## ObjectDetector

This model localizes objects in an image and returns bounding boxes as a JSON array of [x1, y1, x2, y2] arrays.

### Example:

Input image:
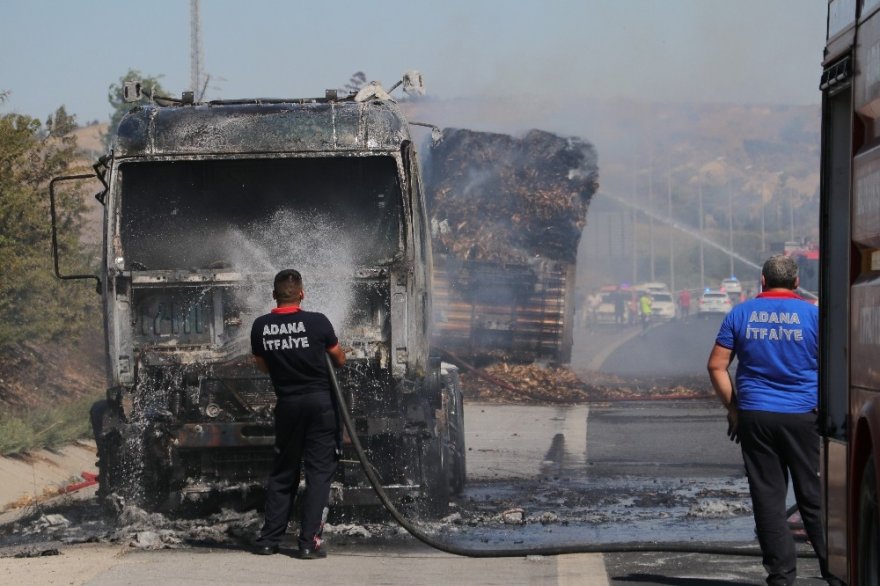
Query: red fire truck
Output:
[[819, 1, 880, 583], [783, 241, 820, 296]]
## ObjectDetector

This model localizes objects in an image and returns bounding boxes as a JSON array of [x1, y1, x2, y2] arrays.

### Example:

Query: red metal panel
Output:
[[850, 274, 880, 389], [847, 388, 880, 583], [175, 422, 274, 448], [852, 145, 880, 248], [823, 439, 848, 579], [856, 13, 880, 123]]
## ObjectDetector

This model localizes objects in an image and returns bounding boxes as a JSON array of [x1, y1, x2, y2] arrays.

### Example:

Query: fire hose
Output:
[[325, 355, 815, 558]]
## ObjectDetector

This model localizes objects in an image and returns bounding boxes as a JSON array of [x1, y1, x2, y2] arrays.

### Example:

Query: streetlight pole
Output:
[[631, 162, 638, 284], [649, 148, 655, 282], [728, 182, 734, 277], [667, 167, 675, 294], [699, 180, 705, 290], [760, 189, 766, 253]]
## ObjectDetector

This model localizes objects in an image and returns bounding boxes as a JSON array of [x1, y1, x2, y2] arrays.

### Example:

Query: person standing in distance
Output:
[[638, 290, 652, 333], [678, 288, 691, 319], [707, 255, 839, 586], [251, 269, 346, 559]]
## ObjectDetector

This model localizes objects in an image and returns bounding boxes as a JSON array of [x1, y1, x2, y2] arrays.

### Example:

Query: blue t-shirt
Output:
[[715, 291, 818, 413]]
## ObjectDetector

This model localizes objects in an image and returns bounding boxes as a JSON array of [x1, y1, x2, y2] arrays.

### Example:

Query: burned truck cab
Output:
[[69, 89, 464, 512]]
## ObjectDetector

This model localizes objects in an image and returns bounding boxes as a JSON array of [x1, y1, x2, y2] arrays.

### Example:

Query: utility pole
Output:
[[190, 0, 204, 100], [789, 188, 796, 241]]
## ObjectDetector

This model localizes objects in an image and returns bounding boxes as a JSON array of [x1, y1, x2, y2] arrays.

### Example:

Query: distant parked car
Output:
[[698, 289, 733, 316], [639, 281, 671, 295], [721, 277, 742, 294], [595, 290, 628, 323], [650, 292, 676, 320]]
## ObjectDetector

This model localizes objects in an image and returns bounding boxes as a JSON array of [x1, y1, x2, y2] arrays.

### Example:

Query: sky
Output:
[[0, 0, 828, 126]]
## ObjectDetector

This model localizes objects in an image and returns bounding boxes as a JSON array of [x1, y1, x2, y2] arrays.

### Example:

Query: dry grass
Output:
[[0, 393, 100, 456]]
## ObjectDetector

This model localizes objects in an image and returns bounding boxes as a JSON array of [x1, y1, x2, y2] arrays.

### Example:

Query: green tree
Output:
[[0, 105, 97, 347], [103, 69, 167, 150]]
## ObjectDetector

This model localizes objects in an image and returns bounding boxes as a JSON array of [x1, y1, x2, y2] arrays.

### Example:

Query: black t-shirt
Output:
[[250, 306, 339, 397]]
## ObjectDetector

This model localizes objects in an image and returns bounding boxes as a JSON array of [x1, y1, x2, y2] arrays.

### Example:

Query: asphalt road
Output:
[[591, 314, 725, 377], [0, 315, 830, 585], [0, 398, 829, 585], [569, 315, 828, 585]]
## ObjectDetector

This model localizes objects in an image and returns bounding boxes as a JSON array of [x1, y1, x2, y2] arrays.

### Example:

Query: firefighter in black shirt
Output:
[[250, 269, 346, 559]]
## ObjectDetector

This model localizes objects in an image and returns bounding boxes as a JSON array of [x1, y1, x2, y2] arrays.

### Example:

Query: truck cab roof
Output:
[[115, 98, 412, 158]]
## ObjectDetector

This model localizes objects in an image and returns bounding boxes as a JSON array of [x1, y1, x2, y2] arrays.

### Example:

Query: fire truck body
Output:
[[819, 1, 880, 582]]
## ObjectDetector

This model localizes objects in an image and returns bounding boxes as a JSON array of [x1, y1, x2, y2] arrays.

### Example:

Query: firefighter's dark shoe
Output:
[[293, 546, 327, 559], [252, 543, 279, 555]]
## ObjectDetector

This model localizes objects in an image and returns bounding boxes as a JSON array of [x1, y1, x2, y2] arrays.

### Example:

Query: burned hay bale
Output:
[[459, 362, 593, 403], [458, 363, 714, 404], [425, 128, 599, 264]]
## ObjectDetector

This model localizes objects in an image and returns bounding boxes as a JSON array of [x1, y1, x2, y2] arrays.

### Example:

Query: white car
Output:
[[721, 278, 742, 295], [595, 291, 628, 323], [639, 281, 670, 295], [650, 292, 676, 320], [698, 290, 733, 315]]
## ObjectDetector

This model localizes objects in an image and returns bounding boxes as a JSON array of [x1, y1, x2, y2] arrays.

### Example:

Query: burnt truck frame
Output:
[[50, 84, 465, 514]]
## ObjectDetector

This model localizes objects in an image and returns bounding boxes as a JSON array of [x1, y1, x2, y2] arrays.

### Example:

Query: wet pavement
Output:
[[0, 316, 833, 583], [0, 397, 830, 584]]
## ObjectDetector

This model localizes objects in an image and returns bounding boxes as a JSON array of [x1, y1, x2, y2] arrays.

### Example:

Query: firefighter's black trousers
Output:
[[257, 391, 337, 550], [738, 409, 832, 586]]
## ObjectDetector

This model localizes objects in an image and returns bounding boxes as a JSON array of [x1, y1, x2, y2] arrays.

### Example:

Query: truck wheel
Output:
[[857, 455, 879, 586], [92, 401, 124, 502], [420, 435, 450, 518], [95, 430, 123, 501], [97, 417, 168, 511], [448, 396, 467, 496]]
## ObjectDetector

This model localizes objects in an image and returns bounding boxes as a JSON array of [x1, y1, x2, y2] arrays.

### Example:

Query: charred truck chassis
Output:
[[54, 89, 465, 514]]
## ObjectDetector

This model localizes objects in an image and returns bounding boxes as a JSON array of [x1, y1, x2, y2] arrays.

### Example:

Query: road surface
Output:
[[0, 396, 828, 585]]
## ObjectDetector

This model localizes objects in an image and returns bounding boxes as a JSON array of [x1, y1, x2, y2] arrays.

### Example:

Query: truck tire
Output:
[[420, 434, 450, 518], [95, 428, 123, 502], [439, 364, 466, 496], [91, 401, 125, 502], [98, 421, 147, 508], [447, 392, 467, 496], [857, 455, 879, 586], [95, 407, 168, 511]]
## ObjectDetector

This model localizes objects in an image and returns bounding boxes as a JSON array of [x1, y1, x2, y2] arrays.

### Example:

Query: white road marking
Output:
[[557, 553, 609, 586]]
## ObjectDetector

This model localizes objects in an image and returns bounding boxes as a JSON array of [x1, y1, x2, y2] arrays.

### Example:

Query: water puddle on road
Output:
[[0, 473, 755, 557]]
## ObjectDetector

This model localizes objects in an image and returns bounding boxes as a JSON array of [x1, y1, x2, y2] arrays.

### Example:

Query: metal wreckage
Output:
[[50, 74, 599, 517], [51, 74, 466, 515]]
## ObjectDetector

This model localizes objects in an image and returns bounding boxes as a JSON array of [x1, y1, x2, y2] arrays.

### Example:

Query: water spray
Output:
[[601, 190, 762, 271]]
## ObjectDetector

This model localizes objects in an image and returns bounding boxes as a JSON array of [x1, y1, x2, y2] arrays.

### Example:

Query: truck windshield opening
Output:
[[118, 156, 403, 271]]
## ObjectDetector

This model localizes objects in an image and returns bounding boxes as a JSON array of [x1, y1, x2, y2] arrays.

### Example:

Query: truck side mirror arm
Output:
[[49, 174, 102, 293]]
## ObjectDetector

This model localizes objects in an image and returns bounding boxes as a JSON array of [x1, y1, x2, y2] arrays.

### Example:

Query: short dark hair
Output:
[[762, 255, 798, 290], [273, 269, 303, 302]]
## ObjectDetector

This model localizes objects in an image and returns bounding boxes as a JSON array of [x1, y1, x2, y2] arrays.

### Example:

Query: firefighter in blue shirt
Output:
[[707, 255, 839, 586], [250, 269, 346, 559]]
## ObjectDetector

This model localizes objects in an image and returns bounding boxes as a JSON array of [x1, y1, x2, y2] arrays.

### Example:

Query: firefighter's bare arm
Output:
[[707, 343, 739, 442], [253, 355, 269, 374], [327, 344, 346, 368]]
